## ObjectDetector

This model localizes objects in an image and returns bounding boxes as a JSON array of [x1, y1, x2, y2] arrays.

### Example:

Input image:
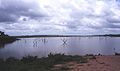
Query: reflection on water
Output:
[[61, 37, 68, 46], [0, 37, 120, 59]]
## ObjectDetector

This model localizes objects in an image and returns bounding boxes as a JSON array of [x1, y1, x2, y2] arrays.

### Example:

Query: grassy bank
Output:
[[0, 53, 95, 71], [0, 36, 17, 43], [0, 36, 18, 48]]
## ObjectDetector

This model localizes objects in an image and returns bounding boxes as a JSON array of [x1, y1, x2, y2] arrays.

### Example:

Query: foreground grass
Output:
[[0, 53, 93, 71]]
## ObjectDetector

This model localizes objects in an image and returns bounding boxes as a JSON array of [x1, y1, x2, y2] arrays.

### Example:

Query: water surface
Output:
[[0, 37, 120, 59]]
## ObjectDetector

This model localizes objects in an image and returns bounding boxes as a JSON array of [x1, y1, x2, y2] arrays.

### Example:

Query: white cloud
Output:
[[0, 0, 120, 35]]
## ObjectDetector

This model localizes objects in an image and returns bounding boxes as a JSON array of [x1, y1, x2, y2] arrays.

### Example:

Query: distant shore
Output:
[[12, 34, 120, 38]]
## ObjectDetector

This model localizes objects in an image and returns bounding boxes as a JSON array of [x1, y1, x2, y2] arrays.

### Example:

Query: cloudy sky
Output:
[[0, 0, 120, 35]]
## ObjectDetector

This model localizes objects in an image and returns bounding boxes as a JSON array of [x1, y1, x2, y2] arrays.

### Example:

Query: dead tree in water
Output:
[[41, 38, 48, 44], [61, 38, 67, 45]]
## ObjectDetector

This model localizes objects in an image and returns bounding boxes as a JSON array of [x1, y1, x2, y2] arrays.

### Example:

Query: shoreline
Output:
[[0, 54, 120, 71], [54, 56, 120, 71], [0, 36, 18, 48]]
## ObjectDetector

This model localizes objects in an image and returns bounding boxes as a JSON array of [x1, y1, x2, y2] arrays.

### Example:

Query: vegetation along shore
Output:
[[0, 53, 120, 71], [0, 31, 18, 47]]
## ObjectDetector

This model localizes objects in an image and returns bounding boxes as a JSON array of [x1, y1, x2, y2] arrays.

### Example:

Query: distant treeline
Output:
[[92, 34, 120, 37], [13, 35, 81, 38], [12, 34, 120, 38]]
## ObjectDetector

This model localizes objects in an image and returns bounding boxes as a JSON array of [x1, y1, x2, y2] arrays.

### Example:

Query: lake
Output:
[[0, 37, 120, 59]]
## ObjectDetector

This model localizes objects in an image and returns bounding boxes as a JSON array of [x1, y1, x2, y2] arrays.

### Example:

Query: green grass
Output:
[[0, 53, 89, 71], [0, 36, 17, 43], [0, 36, 18, 48]]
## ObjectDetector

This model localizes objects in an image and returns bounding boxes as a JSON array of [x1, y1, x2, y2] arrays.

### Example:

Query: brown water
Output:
[[0, 37, 120, 59]]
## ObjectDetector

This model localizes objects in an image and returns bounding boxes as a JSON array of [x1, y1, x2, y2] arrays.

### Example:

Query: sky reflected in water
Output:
[[0, 37, 120, 59]]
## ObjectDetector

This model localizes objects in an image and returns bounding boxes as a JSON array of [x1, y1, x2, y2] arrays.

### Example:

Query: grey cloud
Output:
[[0, 0, 47, 23], [0, 13, 18, 22], [107, 18, 120, 23]]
